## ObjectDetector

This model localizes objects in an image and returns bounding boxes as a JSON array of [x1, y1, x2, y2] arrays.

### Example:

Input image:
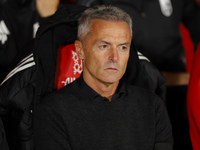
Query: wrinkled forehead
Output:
[[89, 19, 132, 41]]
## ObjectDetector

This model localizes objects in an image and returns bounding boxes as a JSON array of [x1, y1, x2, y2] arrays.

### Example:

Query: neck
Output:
[[83, 75, 119, 101], [96, 83, 118, 101]]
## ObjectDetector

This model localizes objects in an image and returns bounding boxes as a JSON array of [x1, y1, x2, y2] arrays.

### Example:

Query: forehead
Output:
[[90, 19, 130, 31], [89, 19, 131, 42]]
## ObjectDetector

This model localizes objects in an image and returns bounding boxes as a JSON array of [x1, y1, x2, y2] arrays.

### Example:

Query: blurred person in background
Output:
[[0, 0, 63, 149], [0, 0, 39, 83], [0, 0, 75, 83], [0, 1, 39, 149]]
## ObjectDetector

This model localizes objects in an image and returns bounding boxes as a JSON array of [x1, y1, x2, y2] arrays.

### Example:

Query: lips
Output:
[[106, 67, 118, 71]]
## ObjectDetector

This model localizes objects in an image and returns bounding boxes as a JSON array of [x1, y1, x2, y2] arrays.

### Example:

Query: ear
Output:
[[75, 40, 84, 60]]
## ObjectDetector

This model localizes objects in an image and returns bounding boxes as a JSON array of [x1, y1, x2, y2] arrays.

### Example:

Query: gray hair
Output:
[[77, 5, 132, 42]]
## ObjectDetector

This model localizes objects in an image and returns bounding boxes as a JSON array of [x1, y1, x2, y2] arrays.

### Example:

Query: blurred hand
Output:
[[36, 0, 60, 17]]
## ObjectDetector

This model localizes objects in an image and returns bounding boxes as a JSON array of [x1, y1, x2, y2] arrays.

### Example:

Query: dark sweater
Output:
[[34, 78, 173, 150]]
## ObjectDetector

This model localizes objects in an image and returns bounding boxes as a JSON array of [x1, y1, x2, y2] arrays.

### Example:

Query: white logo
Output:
[[61, 77, 76, 86], [72, 50, 82, 75], [159, 0, 173, 17], [60, 50, 82, 87], [0, 20, 10, 44]]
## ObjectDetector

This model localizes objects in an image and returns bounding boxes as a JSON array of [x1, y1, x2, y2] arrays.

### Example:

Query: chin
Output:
[[101, 76, 121, 84]]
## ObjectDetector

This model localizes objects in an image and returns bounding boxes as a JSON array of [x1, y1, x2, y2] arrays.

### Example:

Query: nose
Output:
[[109, 47, 118, 62]]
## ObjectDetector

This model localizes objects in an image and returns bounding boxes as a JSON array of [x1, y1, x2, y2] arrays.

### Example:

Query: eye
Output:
[[99, 44, 110, 50], [118, 45, 128, 52]]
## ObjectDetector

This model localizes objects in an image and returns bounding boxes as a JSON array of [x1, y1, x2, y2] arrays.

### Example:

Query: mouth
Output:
[[106, 67, 118, 71]]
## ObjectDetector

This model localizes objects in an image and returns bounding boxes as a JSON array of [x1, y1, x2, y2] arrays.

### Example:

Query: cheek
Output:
[[85, 54, 101, 70], [121, 55, 129, 65]]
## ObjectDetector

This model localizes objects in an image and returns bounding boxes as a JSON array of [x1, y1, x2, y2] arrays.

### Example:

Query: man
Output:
[[76, 1, 200, 149], [34, 5, 173, 150]]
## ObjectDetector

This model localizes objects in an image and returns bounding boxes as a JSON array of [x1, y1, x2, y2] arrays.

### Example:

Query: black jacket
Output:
[[0, 0, 39, 82], [0, 116, 9, 150], [0, 4, 166, 150]]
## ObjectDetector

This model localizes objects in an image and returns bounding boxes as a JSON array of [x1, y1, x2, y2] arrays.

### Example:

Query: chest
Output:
[[63, 101, 156, 150]]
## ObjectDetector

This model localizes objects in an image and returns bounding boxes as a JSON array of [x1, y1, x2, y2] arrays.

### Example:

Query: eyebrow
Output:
[[99, 40, 111, 45], [118, 42, 130, 46], [99, 40, 130, 46]]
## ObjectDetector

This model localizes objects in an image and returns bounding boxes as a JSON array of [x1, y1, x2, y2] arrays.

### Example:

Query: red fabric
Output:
[[180, 23, 194, 73], [187, 43, 200, 150], [54, 44, 82, 90]]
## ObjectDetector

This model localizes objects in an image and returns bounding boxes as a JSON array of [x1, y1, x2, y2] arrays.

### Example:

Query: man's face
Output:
[[76, 19, 132, 86]]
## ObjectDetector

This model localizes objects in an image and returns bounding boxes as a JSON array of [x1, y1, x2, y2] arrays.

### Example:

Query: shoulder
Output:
[[125, 83, 156, 97], [38, 80, 81, 108], [125, 83, 164, 106]]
